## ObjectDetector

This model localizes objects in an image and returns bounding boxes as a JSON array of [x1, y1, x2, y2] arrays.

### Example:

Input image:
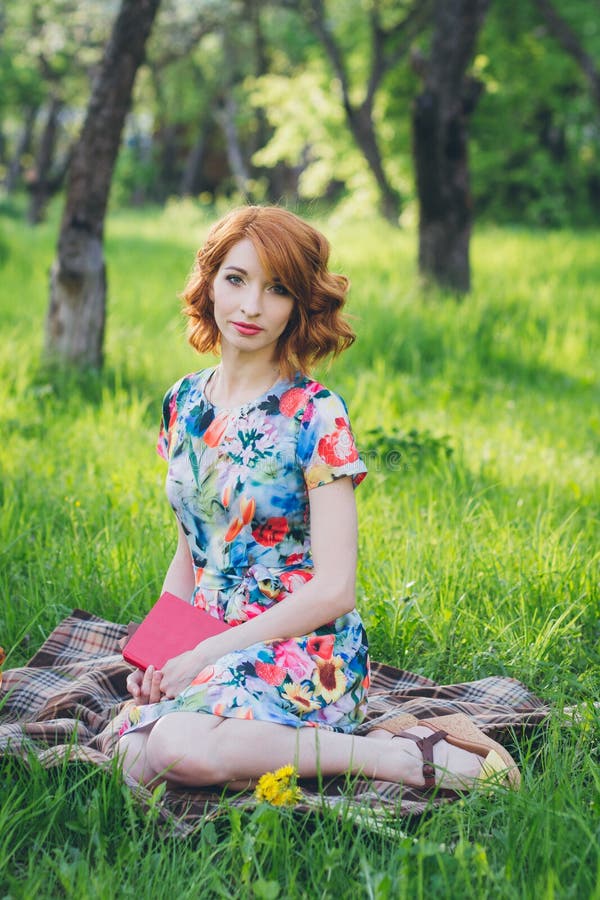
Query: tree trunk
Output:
[[413, 0, 490, 293], [216, 93, 252, 198], [45, 0, 161, 370], [27, 94, 63, 225], [346, 105, 400, 223], [244, 0, 272, 175], [5, 106, 38, 193], [180, 126, 207, 196]]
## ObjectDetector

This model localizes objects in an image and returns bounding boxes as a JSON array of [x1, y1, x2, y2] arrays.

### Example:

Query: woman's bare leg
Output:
[[127, 713, 485, 789], [117, 726, 155, 782]]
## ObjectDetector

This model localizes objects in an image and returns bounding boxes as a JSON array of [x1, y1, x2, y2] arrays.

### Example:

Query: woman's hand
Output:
[[159, 646, 213, 699], [126, 665, 164, 705]]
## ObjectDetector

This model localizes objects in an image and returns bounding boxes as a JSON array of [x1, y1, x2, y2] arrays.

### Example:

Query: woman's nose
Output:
[[240, 287, 262, 317]]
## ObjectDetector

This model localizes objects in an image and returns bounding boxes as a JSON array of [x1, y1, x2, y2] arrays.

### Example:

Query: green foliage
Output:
[[248, 0, 409, 217], [0, 206, 599, 896], [473, 1, 600, 226], [361, 426, 453, 473], [250, 61, 380, 204]]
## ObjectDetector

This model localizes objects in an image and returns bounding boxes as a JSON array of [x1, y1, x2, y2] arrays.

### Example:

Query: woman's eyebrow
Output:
[[224, 265, 282, 283]]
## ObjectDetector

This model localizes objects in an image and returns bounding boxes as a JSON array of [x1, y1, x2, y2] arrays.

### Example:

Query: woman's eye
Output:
[[269, 283, 290, 296], [226, 274, 243, 286]]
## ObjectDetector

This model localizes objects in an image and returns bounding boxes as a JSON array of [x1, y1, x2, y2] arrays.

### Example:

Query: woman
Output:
[[117, 206, 519, 792]]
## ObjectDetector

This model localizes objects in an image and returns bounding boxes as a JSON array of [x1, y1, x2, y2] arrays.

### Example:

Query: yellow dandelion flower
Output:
[[129, 706, 141, 725], [313, 655, 347, 703], [255, 765, 302, 806]]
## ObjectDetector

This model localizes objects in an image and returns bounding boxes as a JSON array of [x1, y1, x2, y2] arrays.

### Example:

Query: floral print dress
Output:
[[120, 368, 368, 737]]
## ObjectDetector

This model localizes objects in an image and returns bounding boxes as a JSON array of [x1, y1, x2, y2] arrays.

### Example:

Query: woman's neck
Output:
[[208, 355, 282, 409]]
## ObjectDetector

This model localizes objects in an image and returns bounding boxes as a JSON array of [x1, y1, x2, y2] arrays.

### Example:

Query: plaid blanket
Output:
[[1, 609, 549, 835]]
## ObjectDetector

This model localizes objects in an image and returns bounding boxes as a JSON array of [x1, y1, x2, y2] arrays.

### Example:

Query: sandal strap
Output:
[[395, 728, 448, 789]]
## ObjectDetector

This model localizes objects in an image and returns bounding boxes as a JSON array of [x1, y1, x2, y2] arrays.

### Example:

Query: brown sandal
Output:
[[377, 712, 521, 790]]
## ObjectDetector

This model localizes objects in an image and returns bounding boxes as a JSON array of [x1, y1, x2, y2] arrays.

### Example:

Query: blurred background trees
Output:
[[0, 0, 598, 365], [3, 0, 597, 228]]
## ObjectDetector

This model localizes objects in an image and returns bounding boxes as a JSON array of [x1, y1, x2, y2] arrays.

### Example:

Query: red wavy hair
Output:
[[183, 206, 355, 377]]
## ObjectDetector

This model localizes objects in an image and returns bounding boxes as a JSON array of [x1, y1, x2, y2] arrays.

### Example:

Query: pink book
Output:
[[122, 591, 230, 671]]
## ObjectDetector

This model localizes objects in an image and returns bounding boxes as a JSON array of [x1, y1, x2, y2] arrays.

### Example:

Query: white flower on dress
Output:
[[226, 414, 277, 469]]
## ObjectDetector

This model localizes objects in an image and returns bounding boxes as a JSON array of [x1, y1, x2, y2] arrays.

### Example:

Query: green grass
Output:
[[0, 199, 599, 898]]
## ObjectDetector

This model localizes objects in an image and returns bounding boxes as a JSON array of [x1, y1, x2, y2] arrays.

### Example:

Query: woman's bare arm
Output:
[[161, 518, 195, 600]]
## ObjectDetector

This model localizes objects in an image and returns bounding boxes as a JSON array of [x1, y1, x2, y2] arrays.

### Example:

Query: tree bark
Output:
[[413, 0, 490, 293], [245, 0, 271, 171], [216, 93, 252, 198], [27, 94, 63, 225], [346, 105, 400, 223], [180, 126, 207, 197], [5, 106, 38, 193], [45, 0, 161, 370]]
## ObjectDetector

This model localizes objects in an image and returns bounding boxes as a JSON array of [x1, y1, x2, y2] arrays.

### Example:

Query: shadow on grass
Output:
[[355, 306, 595, 402], [27, 359, 163, 419]]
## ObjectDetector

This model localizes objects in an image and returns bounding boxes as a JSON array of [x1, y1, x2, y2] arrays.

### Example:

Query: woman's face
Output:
[[211, 238, 294, 363]]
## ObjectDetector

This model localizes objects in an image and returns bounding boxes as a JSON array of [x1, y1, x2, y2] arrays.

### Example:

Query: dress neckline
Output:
[[201, 366, 292, 413]]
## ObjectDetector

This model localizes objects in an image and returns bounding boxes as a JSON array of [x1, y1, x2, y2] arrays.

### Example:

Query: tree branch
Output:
[[150, 20, 218, 71], [532, 0, 600, 109], [363, 1, 432, 111], [304, 0, 352, 111]]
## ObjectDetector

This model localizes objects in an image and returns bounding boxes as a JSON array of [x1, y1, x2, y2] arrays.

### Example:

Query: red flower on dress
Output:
[[240, 495, 256, 525], [252, 517, 288, 546], [279, 569, 313, 594], [317, 417, 358, 466], [191, 665, 215, 685], [285, 552, 304, 566], [203, 411, 230, 447], [224, 517, 244, 542], [279, 387, 307, 417], [306, 634, 335, 660], [254, 661, 287, 686], [167, 395, 177, 432]]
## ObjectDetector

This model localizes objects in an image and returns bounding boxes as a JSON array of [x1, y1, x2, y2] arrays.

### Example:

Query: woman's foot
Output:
[[379, 713, 521, 790], [393, 725, 490, 789]]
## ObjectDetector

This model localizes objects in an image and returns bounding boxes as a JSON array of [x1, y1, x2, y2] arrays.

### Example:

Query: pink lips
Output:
[[232, 321, 263, 336]]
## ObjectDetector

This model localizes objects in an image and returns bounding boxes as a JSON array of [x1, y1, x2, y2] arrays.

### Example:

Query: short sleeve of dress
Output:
[[297, 388, 367, 490], [156, 377, 185, 461]]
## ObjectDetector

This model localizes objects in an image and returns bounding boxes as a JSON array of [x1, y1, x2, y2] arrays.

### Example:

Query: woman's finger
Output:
[[140, 665, 156, 704], [126, 669, 143, 699], [149, 668, 163, 704]]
